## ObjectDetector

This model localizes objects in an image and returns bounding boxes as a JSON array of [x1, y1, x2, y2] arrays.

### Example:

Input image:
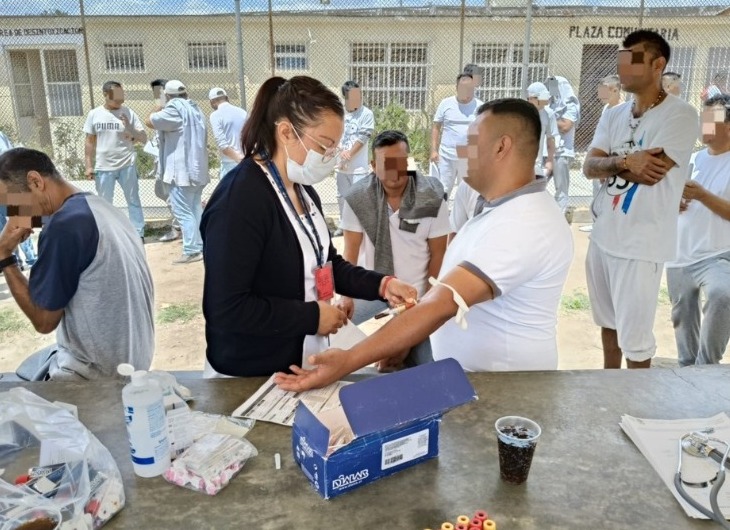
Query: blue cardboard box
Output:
[[292, 358, 477, 499]]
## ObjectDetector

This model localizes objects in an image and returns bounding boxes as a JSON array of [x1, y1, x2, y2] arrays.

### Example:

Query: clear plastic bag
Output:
[[0, 388, 125, 530], [163, 433, 257, 495]]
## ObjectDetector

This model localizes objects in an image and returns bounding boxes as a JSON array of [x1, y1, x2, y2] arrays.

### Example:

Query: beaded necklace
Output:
[[628, 90, 666, 146]]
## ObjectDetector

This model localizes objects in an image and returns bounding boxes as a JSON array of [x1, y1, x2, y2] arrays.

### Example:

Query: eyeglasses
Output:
[[294, 128, 342, 163]]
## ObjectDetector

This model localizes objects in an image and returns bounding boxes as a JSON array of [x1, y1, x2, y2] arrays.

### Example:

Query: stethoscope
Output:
[[674, 430, 730, 528]]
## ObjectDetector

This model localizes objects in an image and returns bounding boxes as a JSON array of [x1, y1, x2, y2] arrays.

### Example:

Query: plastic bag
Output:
[[163, 433, 257, 495], [0, 388, 125, 530]]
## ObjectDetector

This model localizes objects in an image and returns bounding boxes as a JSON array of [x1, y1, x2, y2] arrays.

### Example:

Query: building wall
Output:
[[0, 13, 727, 154]]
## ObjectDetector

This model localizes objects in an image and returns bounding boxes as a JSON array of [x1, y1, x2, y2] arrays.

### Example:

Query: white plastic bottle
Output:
[[120, 366, 171, 477]]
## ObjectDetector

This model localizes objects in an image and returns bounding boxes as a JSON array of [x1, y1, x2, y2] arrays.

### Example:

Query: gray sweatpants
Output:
[[666, 251, 730, 366], [553, 156, 573, 212]]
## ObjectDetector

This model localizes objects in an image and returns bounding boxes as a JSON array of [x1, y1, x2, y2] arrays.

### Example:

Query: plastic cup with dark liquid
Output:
[[495, 416, 541, 484]]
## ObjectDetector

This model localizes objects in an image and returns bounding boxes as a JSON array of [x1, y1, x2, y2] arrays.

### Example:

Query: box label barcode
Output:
[[381, 429, 429, 471]]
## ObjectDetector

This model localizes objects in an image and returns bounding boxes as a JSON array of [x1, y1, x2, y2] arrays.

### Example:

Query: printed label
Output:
[[381, 429, 429, 470]]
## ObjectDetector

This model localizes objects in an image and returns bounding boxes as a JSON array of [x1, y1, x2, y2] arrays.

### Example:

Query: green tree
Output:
[[372, 102, 431, 172]]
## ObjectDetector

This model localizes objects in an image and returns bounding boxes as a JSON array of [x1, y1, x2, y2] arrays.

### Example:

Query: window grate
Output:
[[349, 42, 430, 111], [104, 43, 145, 73], [472, 43, 550, 100], [187, 41, 228, 72]]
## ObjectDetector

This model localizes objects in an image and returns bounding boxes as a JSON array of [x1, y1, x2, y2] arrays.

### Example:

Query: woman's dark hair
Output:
[[241, 76, 344, 159]]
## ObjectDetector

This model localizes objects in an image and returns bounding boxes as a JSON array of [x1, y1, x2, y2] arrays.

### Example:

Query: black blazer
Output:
[[201, 158, 384, 376]]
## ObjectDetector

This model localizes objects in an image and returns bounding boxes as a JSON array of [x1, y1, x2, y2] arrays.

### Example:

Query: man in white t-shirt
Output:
[[581, 75, 624, 234], [431, 74, 483, 196], [526, 82, 557, 178], [275, 98, 574, 391], [334, 81, 375, 236], [546, 76, 580, 214], [147, 80, 209, 265], [583, 30, 699, 369], [666, 95, 730, 366], [208, 87, 247, 180], [145, 79, 181, 243], [83, 81, 147, 239], [338, 130, 449, 367]]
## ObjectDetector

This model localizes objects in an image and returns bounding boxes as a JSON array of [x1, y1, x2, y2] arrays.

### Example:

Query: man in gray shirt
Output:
[[0, 148, 154, 381]]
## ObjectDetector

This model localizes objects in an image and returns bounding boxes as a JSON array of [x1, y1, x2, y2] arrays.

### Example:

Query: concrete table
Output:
[[2, 367, 729, 529]]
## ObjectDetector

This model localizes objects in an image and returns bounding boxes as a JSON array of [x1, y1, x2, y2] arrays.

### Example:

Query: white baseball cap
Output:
[[527, 82, 550, 101], [208, 87, 227, 100], [164, 80, 187, 95]]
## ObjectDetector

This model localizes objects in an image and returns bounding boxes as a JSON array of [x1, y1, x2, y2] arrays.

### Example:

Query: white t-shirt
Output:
[[209, 102, 248, 164], [434, 96, 483, 150], [450, 180, 481, 233], [341, 200, 450, 296], [258, 162, 331, 367], [340, 106, 375, 176], [667, 149, 730, 268], [431, 182, 573, 371], [83, 106, 144, 171], [589, 95, 699, 263]]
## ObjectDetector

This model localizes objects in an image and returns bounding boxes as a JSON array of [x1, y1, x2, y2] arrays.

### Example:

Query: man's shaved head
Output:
[[476, 98, 541, 162]]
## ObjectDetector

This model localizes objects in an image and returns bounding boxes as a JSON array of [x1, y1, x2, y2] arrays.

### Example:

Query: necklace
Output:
[[628, 90, 666, 145]]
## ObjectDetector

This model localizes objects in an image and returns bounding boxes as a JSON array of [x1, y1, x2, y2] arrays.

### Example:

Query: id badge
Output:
[[314, 261, 335, 301]]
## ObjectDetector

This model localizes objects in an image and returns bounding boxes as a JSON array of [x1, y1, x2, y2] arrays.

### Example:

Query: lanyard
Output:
[[267, 161, 325, 267]]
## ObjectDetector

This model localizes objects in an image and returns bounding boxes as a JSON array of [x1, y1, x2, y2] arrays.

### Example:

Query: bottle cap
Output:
[[117, 363, 135, 377], [131, 370, 148, 387]]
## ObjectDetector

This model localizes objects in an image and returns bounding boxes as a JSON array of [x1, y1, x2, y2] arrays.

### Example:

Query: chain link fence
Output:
[[0, 0, 728, 223]]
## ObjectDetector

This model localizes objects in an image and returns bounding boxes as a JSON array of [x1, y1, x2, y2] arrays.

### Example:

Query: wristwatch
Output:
[[0, 255, 18, 272]]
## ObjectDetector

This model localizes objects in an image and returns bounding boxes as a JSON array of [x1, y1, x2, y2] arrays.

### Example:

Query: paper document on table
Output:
[[620, 412, 730, 519], [231, 374, 350, 427], [328, 320, 368, 350]]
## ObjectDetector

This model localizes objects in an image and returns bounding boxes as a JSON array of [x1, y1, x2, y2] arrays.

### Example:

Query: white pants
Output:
[[437, 146, 463, 197], [586, 242, 663, 362]]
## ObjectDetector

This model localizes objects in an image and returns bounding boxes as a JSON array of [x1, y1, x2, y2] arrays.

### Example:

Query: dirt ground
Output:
[[0, 217, 715, 375]]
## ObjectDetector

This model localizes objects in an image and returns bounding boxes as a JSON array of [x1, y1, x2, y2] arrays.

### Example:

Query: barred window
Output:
[[187, 42, 228, 72], [665, 47, 695, 102], [707, 47, 730, 86], [349, 42, 429, 111], [275, 44, 308, 71], [104, 43, 145, 73], [43, 50, 82, 117], [471, 43, 550, 100], [9, 51, 35, 118]]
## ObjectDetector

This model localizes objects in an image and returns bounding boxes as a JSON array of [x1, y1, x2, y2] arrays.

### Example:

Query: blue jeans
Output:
[[95, 166, 145, 237], [0, 216, 36, 266], [220, 160, 238, 181], [667, 252, 730, 366], [169, 184, 204, 255]]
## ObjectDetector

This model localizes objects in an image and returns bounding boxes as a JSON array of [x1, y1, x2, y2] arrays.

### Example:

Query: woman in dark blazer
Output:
[[201, 76, 417, 377]]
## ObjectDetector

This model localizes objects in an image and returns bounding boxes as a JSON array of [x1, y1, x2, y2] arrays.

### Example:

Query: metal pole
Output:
[[79, 0, 94, 108], [638, 0, 645, 28], [268, 0, 275, 77], [234, 0, 247, 108], [520, 0, 533, 99], [459, 0, 466, 70]]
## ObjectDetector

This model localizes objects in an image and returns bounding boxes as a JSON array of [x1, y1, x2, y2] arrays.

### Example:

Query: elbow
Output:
[[582, 160, 595, 178], [33, 321, 57, 334]]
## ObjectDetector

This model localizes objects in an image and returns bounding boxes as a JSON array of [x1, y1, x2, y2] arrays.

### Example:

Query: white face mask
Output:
[[286, 143, 338, 186]]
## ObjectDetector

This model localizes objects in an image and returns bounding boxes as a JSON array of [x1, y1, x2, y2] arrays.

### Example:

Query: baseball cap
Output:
[[527, 82, 550, 101], [208, 87, 227, 100], [164, 80, 187, 95]]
